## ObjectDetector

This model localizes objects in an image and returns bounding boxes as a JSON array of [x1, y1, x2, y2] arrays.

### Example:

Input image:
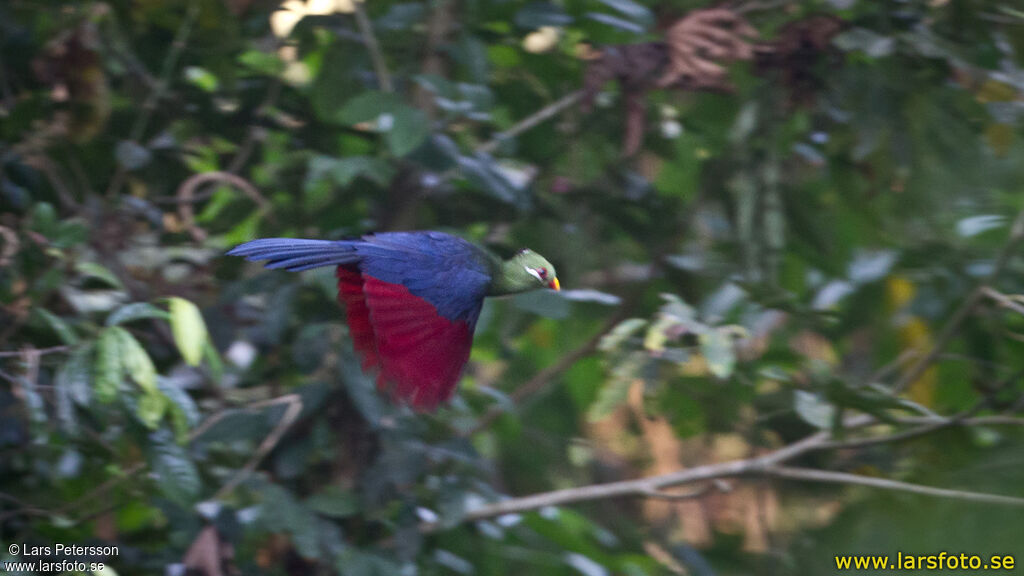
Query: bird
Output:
[[228, 231, 560, 411]]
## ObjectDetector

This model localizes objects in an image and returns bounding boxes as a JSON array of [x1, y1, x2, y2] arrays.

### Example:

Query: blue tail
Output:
[[227, 238, 360, 271]]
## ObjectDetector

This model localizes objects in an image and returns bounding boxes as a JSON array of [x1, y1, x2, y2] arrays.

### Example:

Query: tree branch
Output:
[[765, 466, 1024, 507], [423, 427, 830, 531], [353, 1, 392, 92]]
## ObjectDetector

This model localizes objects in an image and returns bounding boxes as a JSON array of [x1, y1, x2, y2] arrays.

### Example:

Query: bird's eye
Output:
[[537, 267, 548, 279]]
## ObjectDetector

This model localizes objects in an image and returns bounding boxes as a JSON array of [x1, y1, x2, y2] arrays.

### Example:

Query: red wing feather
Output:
[[336, 268, 473, 411], [337, 267, 379, 372]]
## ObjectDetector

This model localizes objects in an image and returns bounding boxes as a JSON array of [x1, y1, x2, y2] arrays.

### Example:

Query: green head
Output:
[[490, 249, 560, 296]]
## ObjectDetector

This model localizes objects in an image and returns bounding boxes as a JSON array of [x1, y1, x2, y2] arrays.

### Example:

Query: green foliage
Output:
[[2, 0, 1024, 575]]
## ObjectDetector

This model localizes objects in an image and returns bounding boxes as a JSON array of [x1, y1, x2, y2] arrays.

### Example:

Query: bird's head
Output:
[[496, 249, 560, 294]]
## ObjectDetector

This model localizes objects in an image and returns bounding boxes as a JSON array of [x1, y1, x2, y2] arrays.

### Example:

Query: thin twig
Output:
[[892, 208, 1024, 393], [981, 286, 1024, 316], [462, 305, 633, 436], [210, 394, 304, 499], [765, 466, 1024, 507], [175, 171, 271, 242], [0, 345, 71, 358], [899, 415, 1024, 426], [352, 1, 392, 92], [476, 91, 584, 155], [641, 480, 732, 501]]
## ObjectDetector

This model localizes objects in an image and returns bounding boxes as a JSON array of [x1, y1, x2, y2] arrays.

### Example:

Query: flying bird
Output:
[[228, 232, 560, 410]]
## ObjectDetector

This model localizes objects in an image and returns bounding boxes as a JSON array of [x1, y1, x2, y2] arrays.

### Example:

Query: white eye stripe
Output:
[[525, 266, 544, 282]]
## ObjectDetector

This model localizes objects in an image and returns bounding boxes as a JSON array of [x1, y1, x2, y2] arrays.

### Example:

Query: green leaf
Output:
[[107, 302, 170, 326], [794, 390, 835, 429], [32, 308, 78, 345], [112, 326, 157, 393], [305, 486, 360, 518], [305, 156, 394, 191], [595, 0, 653, 27], [378, 3, 426, 30], [599, 318, 647, 352], [514, 3, 573, 28], [586, 12, 646, 34], [136, 391, 168, 430], [386, 107, 430, 157], [453, 35, 489, 83], [53, 219, 88, 248], [512, 289, 570, 319], [168, 297, 208, 366], [203, 340, 224, 384], [57, 345, 92, 409], [222, 211, 263, 247], [94, 328, 123, 403], [75, 261, 124, 289], [588, 352, 646, 421], [29, 202, 58, 236], [149, 430, 201, 504], [239, 50, 285, 75], [183, 66, 219, 92], [699, 329, 736, 379], [114, 141, 152, 171], [159, 381, 200, 444], [337, 91, 405, 125]]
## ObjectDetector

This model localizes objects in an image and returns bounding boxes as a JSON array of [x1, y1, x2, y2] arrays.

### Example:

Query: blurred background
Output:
[[2, 0, 1024, 574]]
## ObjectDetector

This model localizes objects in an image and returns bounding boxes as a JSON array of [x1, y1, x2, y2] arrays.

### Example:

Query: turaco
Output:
[[228, 231, 560, 411]]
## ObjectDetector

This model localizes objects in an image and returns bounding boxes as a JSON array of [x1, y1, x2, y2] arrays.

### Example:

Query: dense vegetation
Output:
[[3, 0, 1024, 574]]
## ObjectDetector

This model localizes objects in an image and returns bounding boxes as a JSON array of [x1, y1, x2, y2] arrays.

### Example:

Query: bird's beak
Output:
[[549, 278, 560, 291]]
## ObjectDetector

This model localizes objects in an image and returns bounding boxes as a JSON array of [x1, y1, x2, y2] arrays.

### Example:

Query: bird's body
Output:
[[228, 232, 559, 410]]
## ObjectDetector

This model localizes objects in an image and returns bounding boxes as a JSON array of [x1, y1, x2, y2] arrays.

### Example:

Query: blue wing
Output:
[[228, 232, 493, 323]]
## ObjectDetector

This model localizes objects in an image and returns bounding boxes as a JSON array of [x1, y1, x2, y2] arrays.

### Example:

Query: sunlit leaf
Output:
[[94, 328, 123, 403], [699, 329, 735, 379], [112, 326, 157, 394], [599, 318, 647, 352], [168, 297, 208, 366], [183, 66, 219, 92], [588, 352, 645, 421], [794, 390, 835, 429]]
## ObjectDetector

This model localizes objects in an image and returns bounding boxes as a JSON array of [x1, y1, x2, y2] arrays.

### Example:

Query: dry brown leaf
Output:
[[183, 526, 238, 576], [658, 8, 758, 89]]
